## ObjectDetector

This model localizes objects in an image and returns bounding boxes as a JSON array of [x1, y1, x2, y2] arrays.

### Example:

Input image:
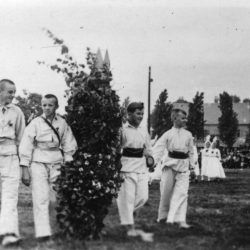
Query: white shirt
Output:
[[19, 114, 77, 166], [153, 127, 194, 172], [120, 122, 152, 173], [0, 103, 25, 155]]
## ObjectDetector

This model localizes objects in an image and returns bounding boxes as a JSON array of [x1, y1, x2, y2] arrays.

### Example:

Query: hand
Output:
[[21, 166, 31, 187]]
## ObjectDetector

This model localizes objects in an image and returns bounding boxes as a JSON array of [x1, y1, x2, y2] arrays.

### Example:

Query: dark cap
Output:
[[127, 102, 144, 113]]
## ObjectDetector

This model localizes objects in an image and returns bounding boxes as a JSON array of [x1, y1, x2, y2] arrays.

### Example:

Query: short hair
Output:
[[171, 109, 187, 122], [127, 102, 144, 113], [43, 94, 59, 107], [0, 79, 15, 90]]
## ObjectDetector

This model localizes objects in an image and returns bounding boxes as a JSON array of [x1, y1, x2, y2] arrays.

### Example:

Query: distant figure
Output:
[[193, 137, 200, 181], [201, 135, 211, 181], [205, 137, 226, 180]]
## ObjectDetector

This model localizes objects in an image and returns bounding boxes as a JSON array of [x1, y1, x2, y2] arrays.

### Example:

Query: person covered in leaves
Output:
[[19, 94, 77, 243], [0, 79, 26, 247], [152, 104, 195, 228], [117, 102, 153, 238]]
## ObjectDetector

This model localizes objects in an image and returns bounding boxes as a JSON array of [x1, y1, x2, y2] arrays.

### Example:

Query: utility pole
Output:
[[148, 66, 153, 133]]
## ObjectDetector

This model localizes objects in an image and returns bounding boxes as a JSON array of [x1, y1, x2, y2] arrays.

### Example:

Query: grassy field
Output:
[[1, 169, 250, 250]]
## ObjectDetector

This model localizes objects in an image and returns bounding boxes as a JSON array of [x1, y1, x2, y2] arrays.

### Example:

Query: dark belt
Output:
[[168, 151, 189, 159], [122, 148, 144, 158]]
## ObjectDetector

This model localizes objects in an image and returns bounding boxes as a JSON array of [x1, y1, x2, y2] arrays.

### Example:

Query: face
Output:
[[42, 97, 58, 118], [0, 82, 16, 105], [174, 111, 187, 128], [128, 108, 144, 127]]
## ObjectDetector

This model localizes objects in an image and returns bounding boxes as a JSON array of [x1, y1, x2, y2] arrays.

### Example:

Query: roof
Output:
[[171, 102, 250, 125], [204, 103, 250, 125]]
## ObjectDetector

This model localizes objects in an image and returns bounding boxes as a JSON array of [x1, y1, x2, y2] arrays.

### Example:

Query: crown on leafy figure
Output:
[[91, 48, 112, 81]]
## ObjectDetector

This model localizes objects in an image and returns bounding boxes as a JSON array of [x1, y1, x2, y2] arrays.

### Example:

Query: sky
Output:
[[1, 0, 250, 116]]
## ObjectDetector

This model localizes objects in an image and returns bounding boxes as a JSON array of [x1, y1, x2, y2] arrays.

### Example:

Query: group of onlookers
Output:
[[220, 147, 250, 169]]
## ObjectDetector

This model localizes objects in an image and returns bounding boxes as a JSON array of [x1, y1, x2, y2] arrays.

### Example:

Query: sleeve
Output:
[[152, 132, 167, 165], [15, 108, 26, 146], [143, 130, 153, 156], [61, 122, 78, 162], [188, 134, 195, 170], [193, 146, 198, 163], [19, 121, 36, 167]]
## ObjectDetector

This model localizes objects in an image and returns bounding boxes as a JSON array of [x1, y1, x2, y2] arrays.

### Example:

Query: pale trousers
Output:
[[158, 168, 189, 223], [117, 172, 148, 225], [30, 162, 61, 238], [0, 155, 20, 236]]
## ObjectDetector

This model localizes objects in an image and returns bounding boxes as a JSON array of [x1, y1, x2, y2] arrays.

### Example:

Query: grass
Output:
[[1, 169, 250, 250]]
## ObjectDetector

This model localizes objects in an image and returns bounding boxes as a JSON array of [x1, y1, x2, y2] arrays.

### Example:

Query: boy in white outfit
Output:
[[0, 79, 26, 246], [117, 102, 152, 237], [20, 94, 77, 242], [153, 104, 194, 228]]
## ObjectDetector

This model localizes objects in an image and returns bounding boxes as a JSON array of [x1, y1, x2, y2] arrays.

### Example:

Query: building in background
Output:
[[204, 103, 250, 147], [177, 102, 250, 147]]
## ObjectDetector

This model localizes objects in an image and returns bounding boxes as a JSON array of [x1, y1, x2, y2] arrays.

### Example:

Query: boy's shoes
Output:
[[1, 234, 20, 247], [37, 236, 54, 249], [127, 228, 139, 237], [156, 218, 167, 224], [127, 229, 154, 242], [136, 229, 154, 242], [37, 236, 52, 242], [178, 222, 192, 229]]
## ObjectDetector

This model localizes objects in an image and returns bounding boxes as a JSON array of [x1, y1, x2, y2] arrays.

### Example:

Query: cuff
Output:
[[64, 153, 73, 162]]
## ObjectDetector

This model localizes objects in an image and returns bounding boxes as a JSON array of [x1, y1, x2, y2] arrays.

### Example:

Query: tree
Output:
[[218, 92, 239, 148], [151, 89, 172, 137], [231, 95, 241, 103], [40, 29, 123, 239], [186, 92, 204, 139], [15, 90, 43, 124], [243, 98, 250, 104]]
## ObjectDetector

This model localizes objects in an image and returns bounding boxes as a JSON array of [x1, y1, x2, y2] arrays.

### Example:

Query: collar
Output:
[[42, 113, 58, 121], [125, 122, 141, 129], [172, 126, 184, 131], [0, 103, 13, 109]]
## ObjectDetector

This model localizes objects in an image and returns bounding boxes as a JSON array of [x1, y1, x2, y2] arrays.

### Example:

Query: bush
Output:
[[41, 29, 123, 239]]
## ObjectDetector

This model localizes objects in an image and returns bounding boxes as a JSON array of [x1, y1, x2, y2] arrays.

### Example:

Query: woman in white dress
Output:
[[193, 137, 200, 181], [201, 135, 211, 181], [204, 137, 226, 180]]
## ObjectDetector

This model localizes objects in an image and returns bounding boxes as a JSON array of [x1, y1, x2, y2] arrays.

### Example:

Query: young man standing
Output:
[[117, 102, 153, 237], [153, 104, 194, 228], [20, 94, 77, 242], [0, 79, 26, 246]]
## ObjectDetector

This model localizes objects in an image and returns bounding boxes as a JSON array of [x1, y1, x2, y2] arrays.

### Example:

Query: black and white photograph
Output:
[[0, 0, 250, 249]]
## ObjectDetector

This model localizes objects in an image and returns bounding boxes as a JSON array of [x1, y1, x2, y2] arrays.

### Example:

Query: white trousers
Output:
[[117, 172, 148, 225], [0, 155, 20, 236], [30, 162, 60, 238], [158, 168, 189, 223]]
